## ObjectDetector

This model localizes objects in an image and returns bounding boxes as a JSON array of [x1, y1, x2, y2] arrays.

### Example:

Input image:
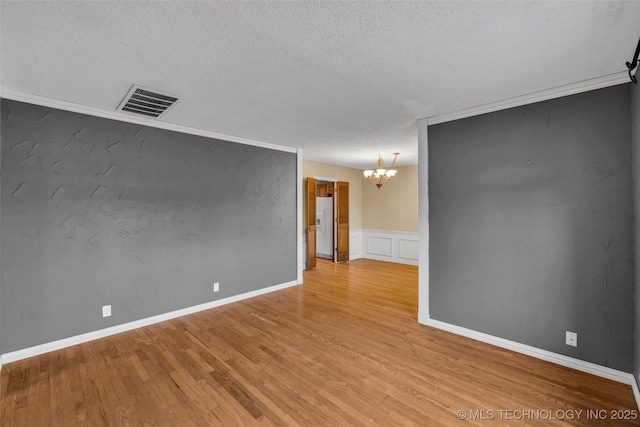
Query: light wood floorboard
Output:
[[1, 259, 638, 426]]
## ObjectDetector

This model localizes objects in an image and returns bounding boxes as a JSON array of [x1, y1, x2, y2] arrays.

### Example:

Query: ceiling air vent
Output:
[[117, 85, 179, 118]]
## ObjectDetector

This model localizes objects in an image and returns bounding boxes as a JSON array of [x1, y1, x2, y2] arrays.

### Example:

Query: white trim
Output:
[[1, 89, 297, 154], [1, 280, 298, 364], [366, 236, 392, 257], [362, 229, 418, 237], [361, 229, 418, 266], [418, 310, 430, 325], [398, 238, 419, 261], [302, 232, 307, 270], [0, 356, 3, 374], [311, 176, 338, 183], [297, 149, 304, 284], [426, 72, 629, 125], [633, 380, 640, 411], [426, 317, 640, 409], [349, 229, 363, 260], [417, 118, 429, 321]]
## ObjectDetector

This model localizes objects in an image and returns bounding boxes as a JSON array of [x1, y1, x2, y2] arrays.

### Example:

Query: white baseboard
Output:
[[418, 310, 430, 325], [362, 229, 418, 266], [1, 280, 299, 364], [424, 317, 640, 410], [633, 380, 640, 411]]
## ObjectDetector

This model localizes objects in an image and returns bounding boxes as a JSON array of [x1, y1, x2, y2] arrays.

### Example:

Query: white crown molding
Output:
[[1, 279, 299, 364], [0, 89, 297, 154], [427, 72, 630, 125], [426, 317, 640, 410]]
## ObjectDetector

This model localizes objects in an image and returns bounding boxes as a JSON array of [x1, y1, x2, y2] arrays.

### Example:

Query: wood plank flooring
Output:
[[1, 258, 638, 426]]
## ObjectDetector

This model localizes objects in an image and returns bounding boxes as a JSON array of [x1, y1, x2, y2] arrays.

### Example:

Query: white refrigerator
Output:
[[316, 197, 333, 260]]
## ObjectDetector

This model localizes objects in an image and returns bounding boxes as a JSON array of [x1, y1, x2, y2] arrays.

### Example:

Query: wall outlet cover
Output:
[[102, 305, 112, 318], [566, 331, 577, 347], [214, 282, 220, 292]]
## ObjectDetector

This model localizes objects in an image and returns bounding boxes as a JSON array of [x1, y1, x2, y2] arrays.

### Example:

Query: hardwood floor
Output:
[[1, 258, 638, 426]]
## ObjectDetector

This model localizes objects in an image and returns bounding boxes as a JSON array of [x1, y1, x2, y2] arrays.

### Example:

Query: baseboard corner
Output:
[[417, 310, 430, 325], [631, 377, 640, 410]]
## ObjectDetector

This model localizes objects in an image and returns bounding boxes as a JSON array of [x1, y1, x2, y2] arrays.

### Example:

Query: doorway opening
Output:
[[305, 177, 349, 269], [316, 180, 334, 260]]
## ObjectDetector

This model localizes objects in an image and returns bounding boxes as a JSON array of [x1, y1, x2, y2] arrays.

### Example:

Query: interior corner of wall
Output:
[[418, 310, 430, 326]]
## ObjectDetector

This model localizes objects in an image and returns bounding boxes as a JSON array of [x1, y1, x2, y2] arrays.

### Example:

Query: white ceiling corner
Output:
[[1, 1, 639, 169]]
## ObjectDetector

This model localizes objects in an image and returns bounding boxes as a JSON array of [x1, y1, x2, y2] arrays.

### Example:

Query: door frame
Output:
[[314, 178, 336, 262], [306, 178, 318, 270], [297, 150, 303, 283], [312, 176, 340, 263]]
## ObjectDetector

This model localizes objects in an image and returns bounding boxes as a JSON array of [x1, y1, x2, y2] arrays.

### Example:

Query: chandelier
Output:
[[363, 153, 399, 188]]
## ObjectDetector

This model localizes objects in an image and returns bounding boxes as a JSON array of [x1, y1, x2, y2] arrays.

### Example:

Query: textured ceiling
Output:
[[2, 1, 639, 169]]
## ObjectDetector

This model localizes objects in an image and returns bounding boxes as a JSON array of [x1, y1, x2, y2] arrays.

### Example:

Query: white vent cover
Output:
[[117, 85, 179, 118]]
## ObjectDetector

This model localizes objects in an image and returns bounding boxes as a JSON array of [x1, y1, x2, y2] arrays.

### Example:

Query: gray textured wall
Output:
[[1, 99, 297, 353], [633, 84, 640, 382], [429, 85, 634, 372], [0, 102, 2, 357]]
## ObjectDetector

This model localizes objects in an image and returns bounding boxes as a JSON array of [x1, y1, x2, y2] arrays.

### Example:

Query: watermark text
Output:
[[455, 409, 638, 421]]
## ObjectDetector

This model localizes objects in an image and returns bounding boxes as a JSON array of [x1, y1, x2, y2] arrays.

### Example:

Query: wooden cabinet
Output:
[[316, 183, 333, 197]]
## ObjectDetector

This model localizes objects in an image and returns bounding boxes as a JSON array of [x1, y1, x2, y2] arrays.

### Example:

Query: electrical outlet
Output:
[[102, 305, 112, 318], [213, 282, 220, 292], [566, 331, 577, 347]]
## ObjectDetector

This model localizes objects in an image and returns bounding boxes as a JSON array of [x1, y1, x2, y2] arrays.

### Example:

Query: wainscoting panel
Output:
[[366, 236, 393, 257], [398, 239, 419, 261], [362, 230, 419, 266], [350, 229, 363, 260]]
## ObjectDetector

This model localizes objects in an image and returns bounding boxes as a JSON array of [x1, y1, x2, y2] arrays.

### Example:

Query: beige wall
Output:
[[362, 164, 418, 232], [302, 160, 363, 231], [303, 160, 418, 233]]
